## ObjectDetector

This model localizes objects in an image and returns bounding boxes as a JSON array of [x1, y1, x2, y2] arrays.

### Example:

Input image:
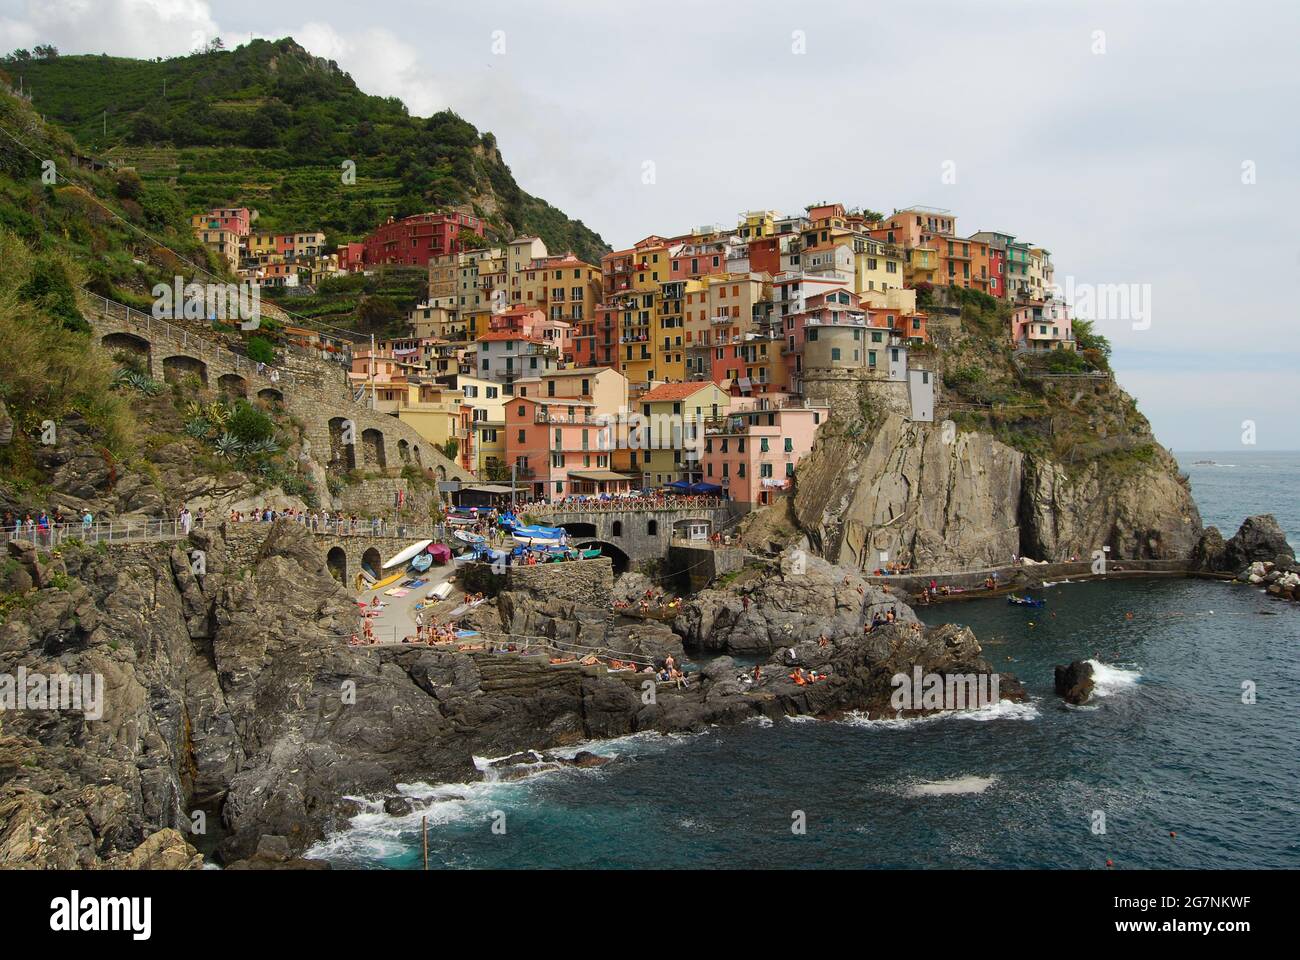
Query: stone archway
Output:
[[435, 465, 446, 482], [102, 331, 151, 370], [329, 417, 356, 470], [217, 373, 248, 397], [574, 541, 630, 575], [326, 546, 347, 582], [413, 445, 423, 465], [361, 428, 386, 470], [257, 387, 284, 403], [398, 438, 410, 463], [360, 547, 382, 577], [162, 354, 208, 386], [559, 522, 597, 539]]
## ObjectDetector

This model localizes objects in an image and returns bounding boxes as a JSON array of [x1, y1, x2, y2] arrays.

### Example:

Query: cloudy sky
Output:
[[3, 0, 1297, 451]]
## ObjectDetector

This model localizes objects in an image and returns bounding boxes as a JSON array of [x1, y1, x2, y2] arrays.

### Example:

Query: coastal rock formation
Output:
[[792, 413, 1201, 571], [1, 519, 1028, 867], [1223, 515, 1294, 571], [1018, 448, 1201, 561], [674, 550, 911, 653], [794, 416, 1024, 572], [1192, 515, 1296, 604], [1054, 660, 1096, 705]]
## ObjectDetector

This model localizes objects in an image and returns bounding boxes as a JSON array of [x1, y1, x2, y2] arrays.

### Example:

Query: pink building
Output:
[[338, 242, 365, 272], [191, 207, 252, 237], [1011, 299, 1074, 351], [700, 402, 829, 508], [488, 305, 574, 358], [504, 396, 629, 499]]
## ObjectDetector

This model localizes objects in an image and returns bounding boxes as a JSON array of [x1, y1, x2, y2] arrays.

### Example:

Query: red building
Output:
[[361, 212, 485, 268], [337, 242, 365, 273], [575, 304, 620, 369], [987, 246, 1006, 298]]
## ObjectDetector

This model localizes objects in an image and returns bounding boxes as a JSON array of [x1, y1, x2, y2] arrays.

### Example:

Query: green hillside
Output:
[[4, 38, 609, 262]]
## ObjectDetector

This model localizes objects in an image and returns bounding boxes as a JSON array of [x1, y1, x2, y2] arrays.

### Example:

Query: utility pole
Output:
[[369, 332, 376, 409], [511, 461, 516, 515]]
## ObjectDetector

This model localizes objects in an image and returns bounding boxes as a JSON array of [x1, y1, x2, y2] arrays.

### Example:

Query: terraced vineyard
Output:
[[9, 39, 609, 260]]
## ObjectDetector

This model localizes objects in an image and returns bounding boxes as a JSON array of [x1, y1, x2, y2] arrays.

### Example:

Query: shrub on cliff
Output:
[[0, 229, 136, 471]]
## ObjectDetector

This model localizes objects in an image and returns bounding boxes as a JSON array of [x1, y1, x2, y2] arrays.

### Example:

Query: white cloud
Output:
[[0, 0, 218, 57]]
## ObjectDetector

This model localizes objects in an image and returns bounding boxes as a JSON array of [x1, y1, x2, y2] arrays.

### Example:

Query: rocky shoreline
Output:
[[1191, 514, 1299, 604], [0, 522, 1023, 869], [1, 510, 1291, 869]]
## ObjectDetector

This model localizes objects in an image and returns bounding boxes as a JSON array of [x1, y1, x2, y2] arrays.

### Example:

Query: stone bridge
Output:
[[83, 295, 473, 486], [221, 524, 449, 586], [527, 505, 738, 571]]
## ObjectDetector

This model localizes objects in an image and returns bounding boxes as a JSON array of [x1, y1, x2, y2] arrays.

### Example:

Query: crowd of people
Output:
[[229, 507, 421, 537], [520, 492, 726, 514], [3, 509, 98, 546], [612, 586, 683, 615]]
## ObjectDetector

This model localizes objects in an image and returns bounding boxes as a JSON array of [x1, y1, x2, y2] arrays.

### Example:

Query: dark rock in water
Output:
[[569, 751, 610, 768], [383, 797, 413, 817], [1054, 660, 1095, 705], [1190, 526, 1227, 571], [254, 834, 292, 861], [1224, 515, 1294, 572], [700, 656, 736, 682]]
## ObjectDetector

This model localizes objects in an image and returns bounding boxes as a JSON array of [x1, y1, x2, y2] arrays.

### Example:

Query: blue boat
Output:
[[410, 553, 433, 573], [1003, 590, 1045, 606]]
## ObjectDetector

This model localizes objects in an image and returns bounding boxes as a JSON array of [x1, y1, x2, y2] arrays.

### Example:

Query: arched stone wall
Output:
[[218, 373, 248, 397], [162, 354, 208, 386]]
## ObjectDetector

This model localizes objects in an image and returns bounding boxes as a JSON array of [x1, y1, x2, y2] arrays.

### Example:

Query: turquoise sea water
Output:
[[312, 451, 1300, 869]]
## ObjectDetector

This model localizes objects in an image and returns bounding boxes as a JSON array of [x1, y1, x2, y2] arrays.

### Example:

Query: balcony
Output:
[[535, 411, 606, 425]]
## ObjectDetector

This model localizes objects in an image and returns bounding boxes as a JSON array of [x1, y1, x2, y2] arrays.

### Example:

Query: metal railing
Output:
[[87, 294, 315, 389], [1, 517, 193, 548]]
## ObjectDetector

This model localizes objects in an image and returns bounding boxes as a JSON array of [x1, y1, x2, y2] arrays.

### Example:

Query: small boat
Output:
[[454, 530, 487, 544], [446, 512, 480, 526], [509, 522, 567, 539], [382, 539, 433, 569], [426, 581, 453, 601], [1008, 595, 1046, 608], [511, 528, 567, 547], [410, 553, 433, 573], [371, 570, 405, 590]]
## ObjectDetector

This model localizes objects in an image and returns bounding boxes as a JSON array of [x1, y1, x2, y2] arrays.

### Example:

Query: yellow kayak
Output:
[[371, 570, 406, 590]]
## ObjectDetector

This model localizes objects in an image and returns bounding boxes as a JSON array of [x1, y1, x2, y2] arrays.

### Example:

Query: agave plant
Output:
[[117, 370, 161, 396], [206, 401, 231, 427], [247, 437, 279, 457], [183, 417, 210, 439], [185, 400, 204, 420], [213, 432, 244, 459]]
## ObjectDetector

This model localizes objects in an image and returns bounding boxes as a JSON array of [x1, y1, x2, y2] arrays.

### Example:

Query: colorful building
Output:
[[700, 401, 829, 508], [362, 212, 485, 268]]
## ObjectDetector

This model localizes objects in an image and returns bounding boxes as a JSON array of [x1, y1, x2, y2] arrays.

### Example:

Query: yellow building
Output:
[[456, 374, 509, 475], [852, 237, 905, 296], [655, 280, 688, 383], [633, 381, 731, 486], [737, 209, 780, 240]]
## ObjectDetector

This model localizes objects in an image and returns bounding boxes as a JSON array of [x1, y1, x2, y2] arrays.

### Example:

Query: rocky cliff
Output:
[[794, 415, 1024, 572], [793, 412, 1201, 572], [1, 524, 1018, 867]]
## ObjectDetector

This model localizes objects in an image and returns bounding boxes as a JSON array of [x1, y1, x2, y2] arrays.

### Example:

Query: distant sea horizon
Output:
[[1176, 450, 1298, 550]]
